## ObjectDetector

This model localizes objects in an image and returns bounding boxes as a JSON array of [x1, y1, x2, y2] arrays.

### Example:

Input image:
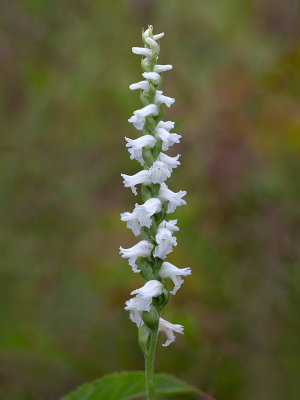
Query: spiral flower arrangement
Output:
[[120, 26, 191, 399]]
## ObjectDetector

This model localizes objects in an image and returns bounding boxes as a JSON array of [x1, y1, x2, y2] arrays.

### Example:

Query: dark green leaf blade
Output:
[[61, 371, 203, 400]]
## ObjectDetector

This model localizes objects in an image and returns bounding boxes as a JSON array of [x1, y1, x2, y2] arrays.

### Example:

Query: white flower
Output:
[[121, 170, 151, 195], [129, 80, 149, 92], [120, 211, 140, 237], [159, 318, 184, 347], [153, 220, 178, 259], [142, 72, 161, 85], [132, 47, 152, 58], [157, 120, 175, 131], [159, 219, 179, 233], [143, 28, 164, 41], [145, 37, 159, 52], [154, 64, 173, 73], [125, 280, 163, 326], [119, 240, 153, 273], [158, 183, 186, 214], [128, 104, 159, 131], [155, 126, 181, 151], [155, 90, 175, 108], [121, 198, 162, 236], [158, 153, 180, 172], [125, 135, 156, 165], [159, 261, 191, 295], [134, 198, 162, 228], [149, 161, 171, 184], [153, 32, 164, 40]]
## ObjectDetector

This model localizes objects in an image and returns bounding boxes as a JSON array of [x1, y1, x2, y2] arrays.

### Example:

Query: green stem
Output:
[[145, 324, 159, 400]]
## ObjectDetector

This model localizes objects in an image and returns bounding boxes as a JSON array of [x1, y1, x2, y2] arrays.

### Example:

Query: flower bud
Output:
[[142, 305, 160, 330], [138, 323, 151, 354]]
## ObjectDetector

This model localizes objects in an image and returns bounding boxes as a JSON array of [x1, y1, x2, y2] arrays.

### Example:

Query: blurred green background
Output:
[[1, 1, 300, 399]]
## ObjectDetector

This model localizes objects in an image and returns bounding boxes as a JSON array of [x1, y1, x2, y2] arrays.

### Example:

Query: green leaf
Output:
[[61, 371, 204, 400]]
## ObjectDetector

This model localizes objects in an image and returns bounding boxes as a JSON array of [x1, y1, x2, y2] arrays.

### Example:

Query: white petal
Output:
[[120, 211, 141, 236], [129, 104, 159, 131], [158, 153, 180, 172], [121, 170, 151, 195], [134, 198, 162, 228], [142, 72, 161, 84], [129, 81, 149, 91], [145, 37, 159, 52], [158, 183, 186, 213], [153, 224, 177, 259], [159, 261, 191, 295], [132, 47, 152, 58], [149, 161, 171, 184], [143, 27, 150, 38], [153, 32, 164, 40], [120, 240, 153, 273], [154, 64, 173, 73], [125, 280, 163, 327], [158, 219, 179, 233], [159, 318, 184, 346], [125, 135, 156, 165], [155, 92, 175, 108], [157, 120, 175, 131], [155, 127, 181, 151]]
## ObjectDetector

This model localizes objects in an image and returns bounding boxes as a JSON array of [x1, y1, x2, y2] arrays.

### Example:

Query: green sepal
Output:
[[153, 282, 169, 311], [140, 93, 150, 107], [151, 183, 161, 197], [154, 109, 163, 124], [141, 184, 153, 201], [144, 116, 157, 134], [137, 257, 154, 281], [148, 84, 156, 103], [143, 148, 155, 167], [141, 58, 151, 73], [152, 258, 163, 278], [142, 305, 160, 331], [138, 323, 152, 354], [152, 140, 162, 160]]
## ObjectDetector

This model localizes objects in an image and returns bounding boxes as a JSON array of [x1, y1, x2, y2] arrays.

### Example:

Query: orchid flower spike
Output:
[[120, 27, 191, 386]]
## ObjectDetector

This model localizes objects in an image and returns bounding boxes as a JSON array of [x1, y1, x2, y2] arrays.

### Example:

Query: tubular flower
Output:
[[125, 280, 163, 326], [157, 153, 181, 172], [121, 198, 162, 236], [125, 135, 156, 165], [158, 183, 187, 213], [153, 220, 178, 259], [120, 26, 190, 351], [159, 261, 192, 295], [119, 240, 153, 273], [158, 318, 184, 347], [155, 124, 182, 151], [121, 170, 151, 195], [128, 104, 159, 130]]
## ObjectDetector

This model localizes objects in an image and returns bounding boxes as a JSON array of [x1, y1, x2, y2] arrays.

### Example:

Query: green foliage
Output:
[[61, 371, 201, 400]]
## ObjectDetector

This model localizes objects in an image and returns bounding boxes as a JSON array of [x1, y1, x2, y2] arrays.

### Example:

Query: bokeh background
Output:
[[1, 1, 300, 399]]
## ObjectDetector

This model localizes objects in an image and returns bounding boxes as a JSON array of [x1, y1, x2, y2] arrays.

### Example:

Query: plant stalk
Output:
[[145, 325, 159, 400]]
